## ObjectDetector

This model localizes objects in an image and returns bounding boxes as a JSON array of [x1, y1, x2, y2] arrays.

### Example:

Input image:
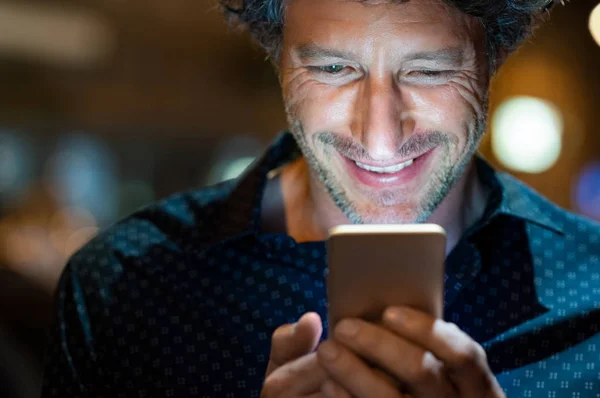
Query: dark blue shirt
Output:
[[42, 132, 600, 397]]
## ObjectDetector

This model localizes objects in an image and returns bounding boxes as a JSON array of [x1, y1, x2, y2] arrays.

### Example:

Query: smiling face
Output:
[[280, 0, 491, 224]]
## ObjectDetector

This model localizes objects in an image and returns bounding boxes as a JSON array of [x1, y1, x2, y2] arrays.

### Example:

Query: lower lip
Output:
[[343, 148, 435, 189]]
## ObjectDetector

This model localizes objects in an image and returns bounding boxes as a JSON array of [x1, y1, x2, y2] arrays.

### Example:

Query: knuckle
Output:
[[371, 369, 402, 398], [260, 376, 286, 398], [446, 321, 462, 333], [288, 352, 318, 377], [357, 332, 378, 351], [478, 373, 495, 393], [453, 342, 484, 369], [262, 353, 318, 398], [269, 324, 294, 359], [348, 326, 377, 352], [409, 365, 435, 384], [329, 351, 350, 373], [442, 321, 464, 339], [271, 324, 293, 344], [442, 322, 488, 370], [406, 353, 438, 384], [475, 343, 488, 361]]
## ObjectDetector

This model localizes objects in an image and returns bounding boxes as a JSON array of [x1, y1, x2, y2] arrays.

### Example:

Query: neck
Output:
[[426, 160, 488, 253], [263, 156, 488, 253]]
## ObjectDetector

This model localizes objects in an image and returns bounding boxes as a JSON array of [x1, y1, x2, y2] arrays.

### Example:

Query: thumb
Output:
[[265, 312, 322, 377]]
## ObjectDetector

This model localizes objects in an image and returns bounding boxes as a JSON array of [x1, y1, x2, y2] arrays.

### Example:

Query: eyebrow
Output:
[[295, 43, 359, 61], [295, 43, 464, 64], [404, 47, 465, 63]]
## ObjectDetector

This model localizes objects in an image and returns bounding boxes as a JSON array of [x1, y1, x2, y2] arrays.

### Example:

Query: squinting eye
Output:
[[411, 70, 452, 78], [317, 64, 347, 74]]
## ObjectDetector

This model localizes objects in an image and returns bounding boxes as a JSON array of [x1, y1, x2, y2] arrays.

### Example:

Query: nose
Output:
[[352, 75, 406, 161]]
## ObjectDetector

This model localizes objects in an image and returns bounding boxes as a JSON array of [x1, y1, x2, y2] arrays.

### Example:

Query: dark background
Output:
[[0, 0, 598, 396]]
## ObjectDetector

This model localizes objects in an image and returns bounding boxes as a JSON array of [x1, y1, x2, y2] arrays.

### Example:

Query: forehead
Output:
[[284, 0, 482, 50]]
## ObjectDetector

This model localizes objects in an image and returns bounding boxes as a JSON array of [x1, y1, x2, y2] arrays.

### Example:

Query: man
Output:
[[42, 0, 600, 397]]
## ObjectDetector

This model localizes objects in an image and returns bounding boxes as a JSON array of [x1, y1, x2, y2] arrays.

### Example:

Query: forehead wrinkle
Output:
[[284, 0, 486, 67]]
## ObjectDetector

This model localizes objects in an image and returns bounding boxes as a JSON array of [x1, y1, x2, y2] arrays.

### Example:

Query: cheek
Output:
[[284, 75, 357, 134], [408, 85, 480, 141]]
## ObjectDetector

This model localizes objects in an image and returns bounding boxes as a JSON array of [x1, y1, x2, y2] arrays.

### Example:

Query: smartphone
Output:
[[326, 224, 446, 330]]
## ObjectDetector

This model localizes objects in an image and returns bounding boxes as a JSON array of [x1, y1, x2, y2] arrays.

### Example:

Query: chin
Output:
[[351, 202, 424, 225], [356, 212, 421, 225], [340, 182, 426, 223]]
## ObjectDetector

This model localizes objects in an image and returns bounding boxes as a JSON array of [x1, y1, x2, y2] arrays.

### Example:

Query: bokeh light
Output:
[[590, 3, 600, 46], [0, 2, 114, 67], [574, 162, 600, 220], [44, 134, 117, 225], [65, 226, 99, 257], [0, 131, 32, 203], [205, 136, 263, 185], [221, 157, 256, 181], [3, 224, 63, 287], [491, 96, 564, 174], [48, 207, 97, 254]]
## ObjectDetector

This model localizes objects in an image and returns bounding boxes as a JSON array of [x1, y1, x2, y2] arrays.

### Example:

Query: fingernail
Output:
[[384, 307, 404, 323], [319, 342, 339, 361], [336, 319, 359, 338]]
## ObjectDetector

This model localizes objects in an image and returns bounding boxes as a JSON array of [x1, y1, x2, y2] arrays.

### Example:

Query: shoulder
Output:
[[44, 180, 259, 394], [494, 172, 599, 287], [64, 180, 239, 288], [498, 173, 600, 305], [524, 183, 600, 253], [496, 171, 600, 245]]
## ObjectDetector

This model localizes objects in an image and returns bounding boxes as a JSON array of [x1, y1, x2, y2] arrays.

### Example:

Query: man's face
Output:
[[280, 0, 491, 224]]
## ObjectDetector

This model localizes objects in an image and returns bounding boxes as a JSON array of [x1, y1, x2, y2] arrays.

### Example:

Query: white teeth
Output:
[[354, 159, 414, 173]]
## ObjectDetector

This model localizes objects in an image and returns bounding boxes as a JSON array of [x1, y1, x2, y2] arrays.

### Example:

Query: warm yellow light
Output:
[[591, 3, 600, 46], [0, 2, 113, 67], [491, 96, 563, 174], [65, 227, 99, 257]]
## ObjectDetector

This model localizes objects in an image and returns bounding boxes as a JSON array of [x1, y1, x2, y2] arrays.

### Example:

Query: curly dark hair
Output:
[[220, 0, 561, 70]]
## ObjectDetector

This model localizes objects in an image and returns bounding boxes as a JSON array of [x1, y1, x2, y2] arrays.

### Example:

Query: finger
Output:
[[371, 368, 407, 393], [263, 352, 328, 396], [321, 379, 352, 398], [332, 318, 454, 397], [266, 312, 323, 376], [317, 340, 402, 398], [383, 307, 502, 397]]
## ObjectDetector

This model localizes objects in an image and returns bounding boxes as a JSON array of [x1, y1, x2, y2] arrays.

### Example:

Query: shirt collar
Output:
[[212, 133, 564, 242], [475, 156, 564, 235], [209, 132, 300, 243]]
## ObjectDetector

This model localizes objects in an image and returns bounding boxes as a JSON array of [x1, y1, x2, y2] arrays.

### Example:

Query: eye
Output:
[[414, 70, 444, 77], [402, 70, 453, 84], [409, 70, 456, 79], [315, 64, 347, 74]]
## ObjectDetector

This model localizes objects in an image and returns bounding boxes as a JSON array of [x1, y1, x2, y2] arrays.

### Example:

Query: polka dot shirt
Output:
[[42, 133, 600, 397]]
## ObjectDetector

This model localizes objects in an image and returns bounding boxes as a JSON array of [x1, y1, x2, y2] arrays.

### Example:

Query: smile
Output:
[[342, 147, 436, 189], [354, 159, 414, 174]]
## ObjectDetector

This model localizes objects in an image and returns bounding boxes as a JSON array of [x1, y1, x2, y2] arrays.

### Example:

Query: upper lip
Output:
[[345, 147, 434, 168]]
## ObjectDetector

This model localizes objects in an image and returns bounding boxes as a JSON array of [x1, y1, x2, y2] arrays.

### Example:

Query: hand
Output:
[[261, 312, 329, 397], [316, 306, 506, 398]]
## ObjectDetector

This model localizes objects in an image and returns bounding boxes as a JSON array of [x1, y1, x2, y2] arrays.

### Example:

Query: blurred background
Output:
[[0, 0, 599, 396]]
